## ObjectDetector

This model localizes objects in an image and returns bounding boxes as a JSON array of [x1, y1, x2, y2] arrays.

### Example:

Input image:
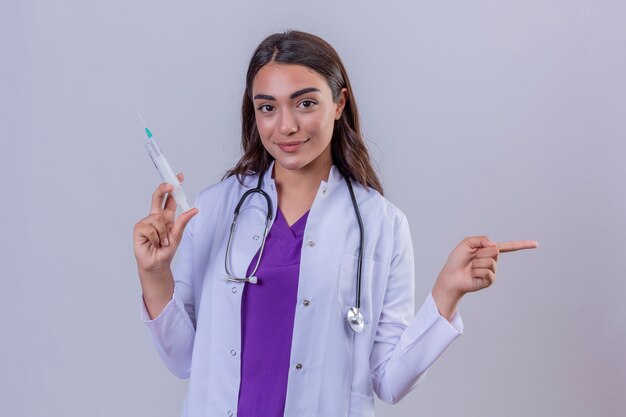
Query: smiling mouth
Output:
[[276, 138, 310, 152]]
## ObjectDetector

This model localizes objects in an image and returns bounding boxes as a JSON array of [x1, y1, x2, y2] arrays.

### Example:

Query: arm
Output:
[[134, 177, 200, 379], [140, 216, 197, 379], [369, 214, 463, 404], [370, 216, 539, 404]]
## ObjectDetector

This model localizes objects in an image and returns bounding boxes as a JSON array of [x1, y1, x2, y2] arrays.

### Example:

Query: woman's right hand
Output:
[[133, 173, 198, 319], [133, 173, 199, 275]]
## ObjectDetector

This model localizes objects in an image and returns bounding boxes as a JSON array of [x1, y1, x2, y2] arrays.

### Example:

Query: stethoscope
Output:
[[224, 168, 366, 333]]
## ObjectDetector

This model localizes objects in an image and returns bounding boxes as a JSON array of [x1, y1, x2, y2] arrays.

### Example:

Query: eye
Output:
[[298, 100, 317, 109], [257, 104, 274, 113]]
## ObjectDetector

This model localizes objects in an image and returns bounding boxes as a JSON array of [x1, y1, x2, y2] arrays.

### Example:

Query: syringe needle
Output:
[[136, 109, 153, 139], [135, 109, 147, 129]]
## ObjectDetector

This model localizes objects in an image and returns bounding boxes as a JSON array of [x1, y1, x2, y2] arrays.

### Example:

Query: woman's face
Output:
[[252, 62, 346, 175]]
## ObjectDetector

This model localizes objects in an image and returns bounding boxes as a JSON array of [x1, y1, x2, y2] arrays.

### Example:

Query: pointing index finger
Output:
[[497, 240, 539, 253]]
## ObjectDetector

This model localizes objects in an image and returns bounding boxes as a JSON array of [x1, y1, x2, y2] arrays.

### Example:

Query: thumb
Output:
[[171, 207, 199, 243], [464, 235, 497, 249]]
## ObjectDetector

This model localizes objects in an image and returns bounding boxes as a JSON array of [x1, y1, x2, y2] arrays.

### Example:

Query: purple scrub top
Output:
[[237, 207, 310, 416]]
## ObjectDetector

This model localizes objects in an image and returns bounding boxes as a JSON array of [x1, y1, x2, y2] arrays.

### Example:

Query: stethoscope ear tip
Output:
[[248, 276, 258, 284]]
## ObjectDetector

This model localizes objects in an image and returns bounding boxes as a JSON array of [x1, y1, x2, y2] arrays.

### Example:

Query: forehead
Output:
[[252, 63, 330, 96]]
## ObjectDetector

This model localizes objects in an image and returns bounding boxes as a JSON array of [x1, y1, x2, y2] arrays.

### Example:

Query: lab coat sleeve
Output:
[[370, 214, 463, 404], [139, 201, 198, 379]]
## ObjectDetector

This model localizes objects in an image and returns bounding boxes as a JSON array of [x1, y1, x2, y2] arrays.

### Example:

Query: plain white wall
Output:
[[1, 1, 625, 416]]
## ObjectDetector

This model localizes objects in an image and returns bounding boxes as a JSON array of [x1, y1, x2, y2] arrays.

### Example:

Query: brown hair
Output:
[[223, 30, 384, 195]]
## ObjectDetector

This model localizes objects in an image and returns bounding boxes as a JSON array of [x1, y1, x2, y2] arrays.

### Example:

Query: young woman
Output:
[[133, 30, 537, 417]]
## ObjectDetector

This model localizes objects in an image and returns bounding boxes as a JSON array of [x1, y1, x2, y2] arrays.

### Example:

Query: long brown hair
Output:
[[223, 30, 384, 195]]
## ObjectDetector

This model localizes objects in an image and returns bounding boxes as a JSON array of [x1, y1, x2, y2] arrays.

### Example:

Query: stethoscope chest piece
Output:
[[346, 307, 364, 333]]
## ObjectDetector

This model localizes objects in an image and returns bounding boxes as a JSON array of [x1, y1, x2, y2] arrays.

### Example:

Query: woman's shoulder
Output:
[[328, 165, 405, 225], [195, 172, 256, 205], [351, 181, 407, 229], [345, 182, 412, 259], [188, 173, 258, 233]]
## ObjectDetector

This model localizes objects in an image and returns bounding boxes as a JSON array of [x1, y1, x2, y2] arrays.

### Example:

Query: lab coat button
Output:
[[230, 349, 237, 356], [322, 187, 328, 195], [295, 363, 303, 370], [253, 234, 260, 241], [303, 299, 310, 306], [231, 287, 238, 293], [228, 411, 233, 417], [307, 240, 315, 248]]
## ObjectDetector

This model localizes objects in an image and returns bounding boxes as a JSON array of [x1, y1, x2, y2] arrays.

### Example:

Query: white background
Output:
[[1, 1, 624, 416]]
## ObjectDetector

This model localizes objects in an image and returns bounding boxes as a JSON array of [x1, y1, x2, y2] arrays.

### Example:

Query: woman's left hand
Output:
[[432, 236, 538, 321]]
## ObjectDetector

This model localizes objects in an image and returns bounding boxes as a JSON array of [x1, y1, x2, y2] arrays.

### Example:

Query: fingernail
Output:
[[164, 237, 170, 246]]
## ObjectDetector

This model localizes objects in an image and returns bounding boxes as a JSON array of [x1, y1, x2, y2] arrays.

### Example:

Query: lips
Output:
[[276, 138, 309, 153]]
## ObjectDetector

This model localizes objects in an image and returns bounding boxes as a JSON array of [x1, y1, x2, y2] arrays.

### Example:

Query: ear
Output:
[[335, 88, 348, 120]]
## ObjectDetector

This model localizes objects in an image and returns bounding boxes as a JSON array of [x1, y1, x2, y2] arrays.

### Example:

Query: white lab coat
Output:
[[141, 161, 463, 417]]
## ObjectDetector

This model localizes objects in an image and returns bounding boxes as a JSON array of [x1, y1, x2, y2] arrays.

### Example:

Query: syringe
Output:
[[136, 111, 191, 212]]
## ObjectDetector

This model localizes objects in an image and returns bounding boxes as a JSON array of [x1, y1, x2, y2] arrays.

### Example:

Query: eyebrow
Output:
[[253, 87, 321, 101]]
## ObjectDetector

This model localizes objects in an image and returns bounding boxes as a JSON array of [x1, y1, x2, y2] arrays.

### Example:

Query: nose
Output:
[[278, 108, 298, 136]]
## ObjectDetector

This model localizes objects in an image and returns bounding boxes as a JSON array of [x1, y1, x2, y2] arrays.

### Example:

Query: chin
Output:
[[274, 158, 309, 172]]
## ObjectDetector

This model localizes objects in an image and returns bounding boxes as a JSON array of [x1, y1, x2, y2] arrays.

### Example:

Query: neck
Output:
[[272, 156, 332, 197], [271, 150, 332, 226]]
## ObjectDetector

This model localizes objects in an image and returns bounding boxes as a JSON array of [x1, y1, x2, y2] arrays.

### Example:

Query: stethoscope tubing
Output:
[[224, 174, 273, 284], [344, 177, 364, 312], [224, 167, 365, 333]]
